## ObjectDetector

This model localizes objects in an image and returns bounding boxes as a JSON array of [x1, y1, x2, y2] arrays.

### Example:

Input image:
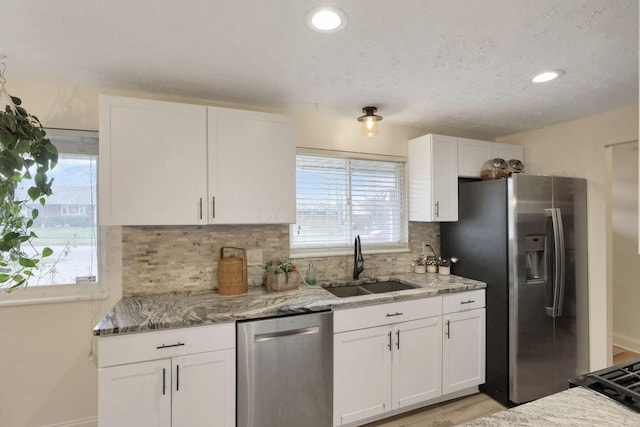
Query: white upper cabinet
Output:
[[207, 107, 296, 224], [458, 138, 493, 178], [99, 95, 208, 225], [458, 138, 525, 178], [99, 95, 296, 225], [409, 134, 459, 222]]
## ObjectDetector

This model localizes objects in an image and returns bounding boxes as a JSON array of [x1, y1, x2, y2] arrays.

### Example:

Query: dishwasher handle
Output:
[[254, 326, 320, 343]]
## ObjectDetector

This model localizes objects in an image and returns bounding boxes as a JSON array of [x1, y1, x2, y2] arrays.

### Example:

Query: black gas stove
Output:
[[570, 358, 640, 413]]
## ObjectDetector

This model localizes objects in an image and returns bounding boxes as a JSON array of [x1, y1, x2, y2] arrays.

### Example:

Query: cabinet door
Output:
[[98, 359, 171, 427], [458, 138, 493, 178], [409, 134, 458, 222], [442, 308, 486, 395], [492, 142, 524, 162], [99, 95, 208, 225], [392, 317, 442, 410], [431, 135, 459, 221], [333, 326, 392, 426], [208, 107, 296, 224], [172, 349, 236, 427]]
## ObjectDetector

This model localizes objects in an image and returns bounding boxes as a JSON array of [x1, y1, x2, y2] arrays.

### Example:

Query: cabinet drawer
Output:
[[98, 322, 235, 368], [334, 297, 442, 333], [442, 290, 485, 314]]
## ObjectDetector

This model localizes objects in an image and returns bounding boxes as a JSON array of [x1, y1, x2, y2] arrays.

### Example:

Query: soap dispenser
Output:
[[305, 260, 317, 285]]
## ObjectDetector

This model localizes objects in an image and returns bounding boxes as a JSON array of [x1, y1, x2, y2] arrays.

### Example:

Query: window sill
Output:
[[0, 284, 108, 307], [290, 245, 410, 259]]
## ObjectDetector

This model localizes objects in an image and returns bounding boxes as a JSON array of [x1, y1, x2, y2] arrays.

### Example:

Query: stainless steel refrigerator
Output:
[[441, 175, 589, 406]]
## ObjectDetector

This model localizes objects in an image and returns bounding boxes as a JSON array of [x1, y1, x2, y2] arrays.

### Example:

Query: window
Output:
[[290, 151, 407, 256], [0, 128, 102, 304]]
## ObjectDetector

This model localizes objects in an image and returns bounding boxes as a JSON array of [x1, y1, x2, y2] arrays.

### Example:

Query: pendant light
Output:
[[357, 106, 382, 137]]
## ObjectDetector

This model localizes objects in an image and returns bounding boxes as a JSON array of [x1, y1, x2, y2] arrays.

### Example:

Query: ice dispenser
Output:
[[525, 234, 546, 282]]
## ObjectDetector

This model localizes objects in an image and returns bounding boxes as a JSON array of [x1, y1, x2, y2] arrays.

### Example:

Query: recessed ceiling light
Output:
[[306, 7, 347, 32], [532, 70, 565, 83]]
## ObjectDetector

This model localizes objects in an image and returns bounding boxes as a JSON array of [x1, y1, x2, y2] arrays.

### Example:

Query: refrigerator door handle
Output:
[[548, 208, 566, 317]]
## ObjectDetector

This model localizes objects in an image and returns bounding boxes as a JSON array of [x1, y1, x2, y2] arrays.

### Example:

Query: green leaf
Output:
[[31, 209, 39, 219], [0, 273, 10, 283], [42, 247, 53, 257], [27, 187, 41, 201], [18, 257, 37, 268]]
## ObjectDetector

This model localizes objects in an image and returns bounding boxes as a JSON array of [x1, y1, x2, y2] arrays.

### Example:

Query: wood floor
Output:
[[363, 393, 505, 427], [613, 345, 640, 365], [363, 346, 640, 427]]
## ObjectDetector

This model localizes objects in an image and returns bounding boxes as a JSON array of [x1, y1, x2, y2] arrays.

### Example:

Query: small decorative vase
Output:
[[414, 265, 426, 274], [426, 265, 437, 273], [439, 266, 450, 275]]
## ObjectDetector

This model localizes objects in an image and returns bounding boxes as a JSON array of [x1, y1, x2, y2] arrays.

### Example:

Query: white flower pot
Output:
[[439, 266, 450, 275], [426, 265, 437, 273], [414, 265, 426, 274]]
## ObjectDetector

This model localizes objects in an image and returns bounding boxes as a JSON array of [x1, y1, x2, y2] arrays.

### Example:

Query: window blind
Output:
[[291, 153, 407, 251]]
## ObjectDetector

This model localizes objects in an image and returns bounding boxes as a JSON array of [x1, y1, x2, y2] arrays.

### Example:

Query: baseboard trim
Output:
[[42, 416, 97, 427], [613, 332, 640, 353]]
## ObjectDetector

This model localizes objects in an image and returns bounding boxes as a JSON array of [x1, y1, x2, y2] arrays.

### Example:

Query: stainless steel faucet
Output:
[[353, 235, 364, 279]]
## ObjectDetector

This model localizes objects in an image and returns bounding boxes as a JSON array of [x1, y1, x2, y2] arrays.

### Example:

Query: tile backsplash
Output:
[[122, 222, 440, 296]]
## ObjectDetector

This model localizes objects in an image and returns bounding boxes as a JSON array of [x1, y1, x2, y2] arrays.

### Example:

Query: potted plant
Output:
[[437, 257, 458, 275], [425, 256, 438, 273], [412, 255, 427, 273], [263, 258, 299, 292], [0, 92, 58, 291]]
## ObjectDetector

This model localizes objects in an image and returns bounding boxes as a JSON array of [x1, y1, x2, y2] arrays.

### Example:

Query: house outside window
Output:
[[0, 128, 102, 304], [290, 150, 408, 257]]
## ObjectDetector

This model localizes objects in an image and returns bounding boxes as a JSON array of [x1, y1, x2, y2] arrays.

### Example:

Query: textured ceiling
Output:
[[1, 0, 638, 139]]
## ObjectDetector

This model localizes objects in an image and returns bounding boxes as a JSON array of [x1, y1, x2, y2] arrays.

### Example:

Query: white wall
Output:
[[497, 104, 640, 370], [0, 79, 425, 427], [611, 142, 640, 352]]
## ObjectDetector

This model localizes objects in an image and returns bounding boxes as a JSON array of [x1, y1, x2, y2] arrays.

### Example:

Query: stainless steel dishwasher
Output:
[[237, 311, 332, 427]]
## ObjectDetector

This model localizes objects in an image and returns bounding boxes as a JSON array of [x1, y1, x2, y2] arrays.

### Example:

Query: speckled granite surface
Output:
[[463, 387, 640, 426], [93, 272, 485, 336]]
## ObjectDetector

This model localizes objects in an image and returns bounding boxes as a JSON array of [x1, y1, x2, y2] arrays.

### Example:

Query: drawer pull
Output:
[[162, 368, 166, 395], [387, 331, 392, 351], [446, 320, 451, 339], [386, 312, 404, 317], [156, 342, 185, 350], [460, 300, 475, 305]]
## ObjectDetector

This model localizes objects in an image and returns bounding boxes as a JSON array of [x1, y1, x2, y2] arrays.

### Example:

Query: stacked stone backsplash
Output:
[[122, 222, 440, 296]]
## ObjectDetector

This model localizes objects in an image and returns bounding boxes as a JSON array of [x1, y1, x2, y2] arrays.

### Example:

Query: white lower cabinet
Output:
[[333, 298, 443, 427], [442, 290, 486, 395], [333, 291, 486, 426], [98, 323, 235, 427]]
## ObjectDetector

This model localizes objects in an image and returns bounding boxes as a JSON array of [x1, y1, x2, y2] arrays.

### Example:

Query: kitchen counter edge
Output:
[[93, 273, 486, 336]]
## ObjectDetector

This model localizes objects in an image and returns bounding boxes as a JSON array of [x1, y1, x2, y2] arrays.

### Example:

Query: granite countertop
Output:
[[93, 272, 485, 336], [462, 387, 640, 426]]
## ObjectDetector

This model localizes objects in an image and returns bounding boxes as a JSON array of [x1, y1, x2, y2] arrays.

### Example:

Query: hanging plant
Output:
[[0, 66, 58, 291]]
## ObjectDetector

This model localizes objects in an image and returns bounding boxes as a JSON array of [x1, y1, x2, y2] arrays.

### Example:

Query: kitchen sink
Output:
[[359, 281, 417, 293], [324, 281, 418, 298], [324, 286, 373, 297]]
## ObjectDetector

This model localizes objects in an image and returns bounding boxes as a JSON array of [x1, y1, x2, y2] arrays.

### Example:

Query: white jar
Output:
[[426, 265, 437, 273], [439, 265, 450, 275], [414, 265, 426, 274]]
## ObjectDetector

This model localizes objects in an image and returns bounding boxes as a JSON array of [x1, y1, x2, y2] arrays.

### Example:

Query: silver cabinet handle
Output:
[[254, 327, 319, 343], [396, 330, 400, 350], [212, 197, 216, 219], [435, 201, 440, 217], [199, 198, 203, 220], [461, 300, 475, 305], [386, 312, 403, 317], [387, 331, 392, 351], [156, 342, 185, 350], [446, 320, 451, 339]]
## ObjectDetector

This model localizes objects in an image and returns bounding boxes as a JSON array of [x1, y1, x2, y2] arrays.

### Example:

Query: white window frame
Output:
[[0, 128, 107, 306], [290, 148, 409, 258]]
